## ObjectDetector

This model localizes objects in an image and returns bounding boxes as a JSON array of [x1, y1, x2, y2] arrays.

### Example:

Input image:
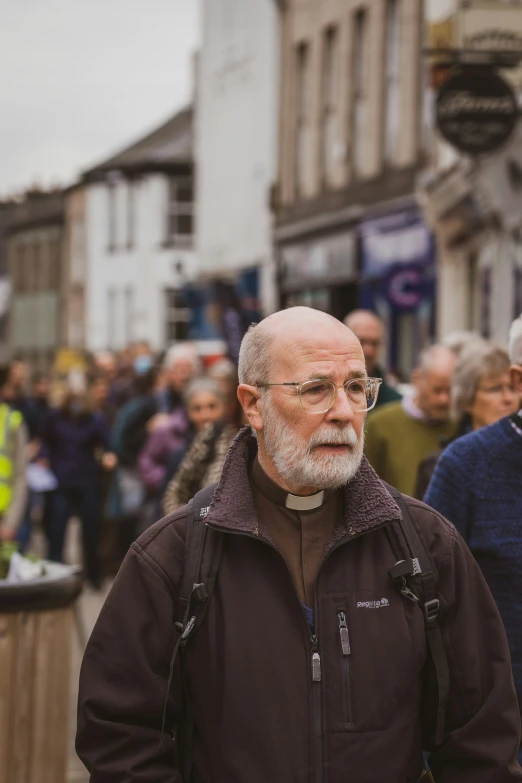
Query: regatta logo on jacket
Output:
[[357, 597, 390, 609]]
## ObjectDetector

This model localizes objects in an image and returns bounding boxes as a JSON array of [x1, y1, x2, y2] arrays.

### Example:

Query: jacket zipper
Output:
[[206, 519, 392, 783], [337, 611, 353, 725]]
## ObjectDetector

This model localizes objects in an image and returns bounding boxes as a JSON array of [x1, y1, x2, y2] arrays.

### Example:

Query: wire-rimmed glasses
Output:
[[256, 377, 382, 414]]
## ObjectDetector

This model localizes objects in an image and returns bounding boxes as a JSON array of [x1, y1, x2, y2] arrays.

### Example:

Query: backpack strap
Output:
[[382, 481, 450, 748], [160, 483, 222, 760]]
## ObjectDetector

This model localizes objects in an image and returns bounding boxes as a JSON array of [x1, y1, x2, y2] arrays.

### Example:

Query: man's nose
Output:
[[326, 387, 357, 422]]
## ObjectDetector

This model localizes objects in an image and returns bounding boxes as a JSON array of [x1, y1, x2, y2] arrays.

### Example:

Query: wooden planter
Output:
[[0, 569, 82, 783]]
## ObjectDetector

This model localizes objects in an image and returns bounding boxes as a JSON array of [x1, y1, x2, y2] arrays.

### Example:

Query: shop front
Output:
[[279, 230, 358, 322], [359, 208, 436, 379]]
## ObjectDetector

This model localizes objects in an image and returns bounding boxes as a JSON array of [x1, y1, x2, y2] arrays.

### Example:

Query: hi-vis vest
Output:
[[0, 404, 22, 514]]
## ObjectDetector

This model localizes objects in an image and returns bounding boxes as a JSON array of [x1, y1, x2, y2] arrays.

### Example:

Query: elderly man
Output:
[[425, 314, 522, 762], [76, 308, 521, 782], [364, 344, 456, 496], [344, 309, 402, 408]]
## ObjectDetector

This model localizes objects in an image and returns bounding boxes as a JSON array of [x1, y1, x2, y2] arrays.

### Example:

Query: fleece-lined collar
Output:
[[205, 427, 402, 540]]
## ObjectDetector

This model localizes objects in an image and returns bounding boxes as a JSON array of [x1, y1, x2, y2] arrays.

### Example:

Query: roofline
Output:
[[82, 105, 193, 180]]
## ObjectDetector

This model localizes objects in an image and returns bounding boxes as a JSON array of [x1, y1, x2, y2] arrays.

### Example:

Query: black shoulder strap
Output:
[[160, 482, 222, 756], [177, 481, 221, 630], [382, 481, 450, 748]]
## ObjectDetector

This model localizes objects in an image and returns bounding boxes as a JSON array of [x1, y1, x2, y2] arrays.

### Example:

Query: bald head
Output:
[[344, 310, 383, 374], [412, 344, 456, 422], [238, 307, 363, 385]]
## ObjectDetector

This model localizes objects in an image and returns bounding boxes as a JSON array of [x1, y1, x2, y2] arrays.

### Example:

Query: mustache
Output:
[[307, 426, 359, 451]]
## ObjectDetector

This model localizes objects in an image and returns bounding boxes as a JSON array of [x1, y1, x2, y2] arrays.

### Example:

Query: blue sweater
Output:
[[424, 417, 522, 708]]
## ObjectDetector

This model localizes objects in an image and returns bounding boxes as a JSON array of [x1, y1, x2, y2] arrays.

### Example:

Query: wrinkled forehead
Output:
[[271, 333, 366, 380]]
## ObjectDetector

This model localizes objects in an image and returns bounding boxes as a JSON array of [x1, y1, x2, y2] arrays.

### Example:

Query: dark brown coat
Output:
[[76, 429, 522, 782]]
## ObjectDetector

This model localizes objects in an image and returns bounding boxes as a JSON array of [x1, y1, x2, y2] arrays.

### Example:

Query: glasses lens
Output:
[[345, 379, 380, 411], [299, 380, 335, 413]]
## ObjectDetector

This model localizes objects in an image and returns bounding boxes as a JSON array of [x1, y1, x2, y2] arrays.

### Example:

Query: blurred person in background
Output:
[[17, 371, 54, 550], [344, 310, 402, 408], [2, 359, 40, 442], [162, 379, 242, 515], [139, 376, 225, 514], [365, 344, 456, 496], [415, 340, 519, 498], [425, 315, 522, 759], [30, 372, 52, 434], [116, 345, 197, 474], [89, 374, 115, 426], [0, 365, 28, 542], [43, 385, 116, 589]]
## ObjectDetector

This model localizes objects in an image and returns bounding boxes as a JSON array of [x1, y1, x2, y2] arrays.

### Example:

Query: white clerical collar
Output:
[[285, 491, 325, 511]]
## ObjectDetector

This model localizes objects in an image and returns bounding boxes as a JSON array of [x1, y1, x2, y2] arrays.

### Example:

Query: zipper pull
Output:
[[337, 611, 351, 655], [310, 635, 321, 682]]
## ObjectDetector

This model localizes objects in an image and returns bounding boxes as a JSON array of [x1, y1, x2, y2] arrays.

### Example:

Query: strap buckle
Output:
[[424, 598, 440, 623]]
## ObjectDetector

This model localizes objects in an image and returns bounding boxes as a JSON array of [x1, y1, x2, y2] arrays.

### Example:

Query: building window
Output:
[[295, 42, 311, 197], [352, 10, 368, 177], [107, 288, 116, 348], [124, 286, 134, 344], [107, 183, 117, 252], [322, 27, 340, 186], [31, 241, 41, 293], [164, 288, 190, 343], [15, 244, 26, 292], [127, 182, 135, 249], [384, 0, 401, 165], [48, 239, 60, 290], [167, 177, 194, 245], [71, 219, 85, 284]]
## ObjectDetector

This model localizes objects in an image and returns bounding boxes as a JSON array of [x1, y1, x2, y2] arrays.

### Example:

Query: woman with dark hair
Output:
[[43, 386, 116, 589]]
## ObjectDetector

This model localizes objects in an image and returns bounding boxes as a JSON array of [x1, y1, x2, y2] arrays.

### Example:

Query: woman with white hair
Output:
[[415, 339, 519, 498]]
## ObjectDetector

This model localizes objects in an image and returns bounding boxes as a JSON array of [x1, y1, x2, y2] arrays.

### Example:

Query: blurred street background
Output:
[[2, 0, 522, 780]]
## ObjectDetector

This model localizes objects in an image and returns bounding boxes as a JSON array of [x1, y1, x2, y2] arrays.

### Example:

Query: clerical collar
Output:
[[251, 456, 327, 510]]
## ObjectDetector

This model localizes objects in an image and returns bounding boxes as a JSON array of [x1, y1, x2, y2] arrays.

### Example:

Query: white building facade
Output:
[[196, 0, 280, 315], [70, 109, 196, 353]]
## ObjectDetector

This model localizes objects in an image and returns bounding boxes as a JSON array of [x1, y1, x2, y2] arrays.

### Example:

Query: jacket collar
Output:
[[205, 427, 402, 539]]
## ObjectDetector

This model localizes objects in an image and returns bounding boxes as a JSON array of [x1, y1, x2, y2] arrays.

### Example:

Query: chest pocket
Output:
[[320, 588, 426, 733]]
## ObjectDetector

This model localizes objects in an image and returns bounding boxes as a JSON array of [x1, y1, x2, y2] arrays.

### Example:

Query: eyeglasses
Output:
[[256, 377, 383, 414], [477, 383, 516, 397]]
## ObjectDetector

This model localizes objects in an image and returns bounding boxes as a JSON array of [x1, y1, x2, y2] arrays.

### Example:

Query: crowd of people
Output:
[[0, 343, 243, 589]]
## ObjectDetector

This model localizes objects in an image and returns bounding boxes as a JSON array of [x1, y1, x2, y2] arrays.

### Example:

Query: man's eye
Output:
[[303, 383, 330, 397], [348, 381, 366, 394]]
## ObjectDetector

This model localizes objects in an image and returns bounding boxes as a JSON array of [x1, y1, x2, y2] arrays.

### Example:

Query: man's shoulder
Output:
[[131, 504, 191, 588], [398, 493, 457, 567]]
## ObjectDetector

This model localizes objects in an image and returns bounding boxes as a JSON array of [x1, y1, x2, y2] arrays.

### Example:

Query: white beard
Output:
[[260, 397, 365, 491]]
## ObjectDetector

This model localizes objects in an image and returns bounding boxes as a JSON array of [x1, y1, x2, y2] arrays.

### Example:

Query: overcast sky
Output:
[[1, 0, 201, 197]]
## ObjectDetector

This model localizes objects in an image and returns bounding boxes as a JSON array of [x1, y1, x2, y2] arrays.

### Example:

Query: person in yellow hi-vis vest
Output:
[[0, 365, 28, 542]]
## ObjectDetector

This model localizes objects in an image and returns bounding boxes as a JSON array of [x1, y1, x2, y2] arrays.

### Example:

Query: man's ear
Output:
[[237, 385, 263, 432]]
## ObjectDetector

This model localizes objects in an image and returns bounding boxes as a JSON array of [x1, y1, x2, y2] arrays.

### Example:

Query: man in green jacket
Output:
[[365, 344, 456, 496]]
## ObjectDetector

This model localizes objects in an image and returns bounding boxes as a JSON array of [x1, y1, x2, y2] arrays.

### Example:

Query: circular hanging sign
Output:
[[436, 68, 518, 156]]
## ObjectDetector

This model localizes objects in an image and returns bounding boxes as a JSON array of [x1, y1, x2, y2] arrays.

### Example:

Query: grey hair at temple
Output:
[[509, 314, 522, 365], [238, 323, 274, 385]]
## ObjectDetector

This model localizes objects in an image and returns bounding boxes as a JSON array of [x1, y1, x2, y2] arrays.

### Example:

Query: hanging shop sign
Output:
[[436, 67, 518, 156]]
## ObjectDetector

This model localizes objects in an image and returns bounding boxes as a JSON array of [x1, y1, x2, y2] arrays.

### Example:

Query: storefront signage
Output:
[[436, 68, 518, 155], [360, 209, 432, 281], [280, 231, 356, 291]]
